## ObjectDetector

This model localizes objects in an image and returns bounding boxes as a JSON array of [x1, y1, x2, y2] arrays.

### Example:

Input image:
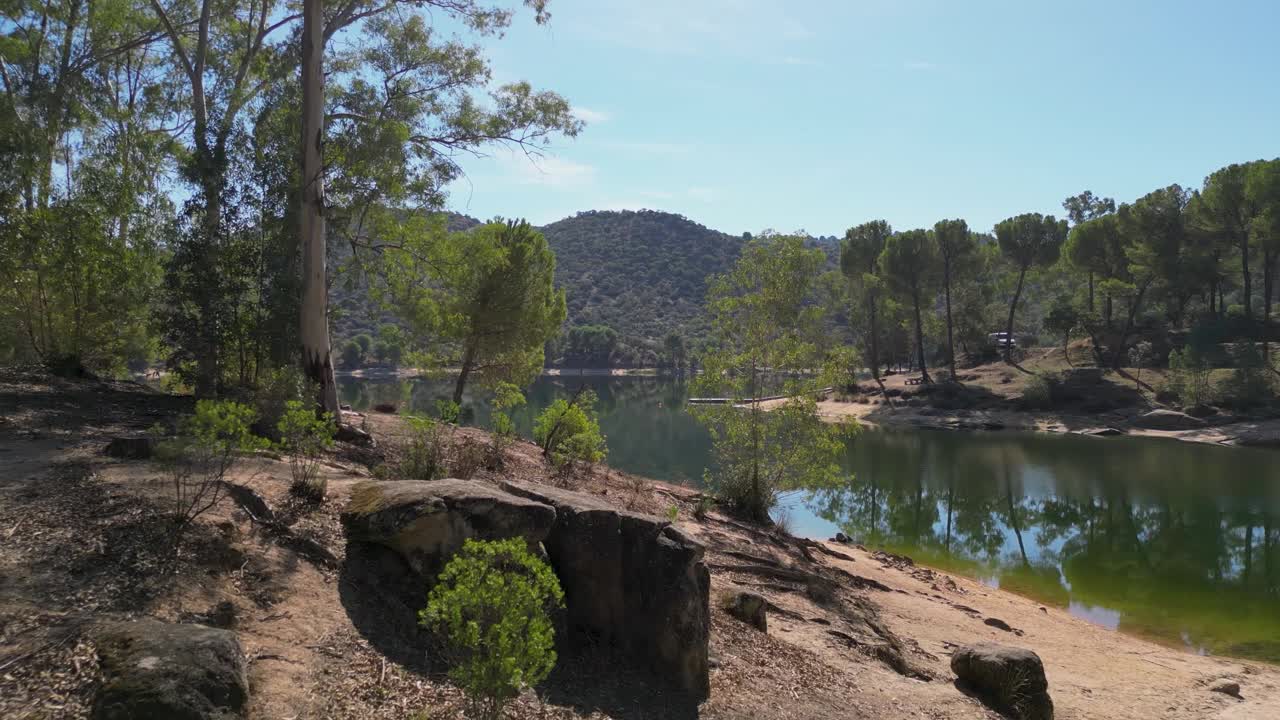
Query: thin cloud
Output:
[[904, 60, 938, 71], [499, 150, 597, 189], [778, 56, 824, 67], [573, 106, 611, 124]]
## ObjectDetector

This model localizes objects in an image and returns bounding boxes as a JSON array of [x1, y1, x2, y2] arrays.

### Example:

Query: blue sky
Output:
[[448, 0, 1280, 237]]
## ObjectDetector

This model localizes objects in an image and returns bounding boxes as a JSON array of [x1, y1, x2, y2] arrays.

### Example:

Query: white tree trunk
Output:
[[299, 0, 339, 414]]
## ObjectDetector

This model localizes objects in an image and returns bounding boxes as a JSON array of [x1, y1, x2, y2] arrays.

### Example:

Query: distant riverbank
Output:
[[335, 366, 668, 380]]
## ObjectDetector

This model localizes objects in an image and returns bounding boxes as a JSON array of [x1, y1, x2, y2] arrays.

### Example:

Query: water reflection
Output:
[[808, 430, 1280, 661], [340, 375, 1280, 662]]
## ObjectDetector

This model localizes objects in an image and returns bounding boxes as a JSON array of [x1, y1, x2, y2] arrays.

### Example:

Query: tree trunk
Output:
[[944, 259, 956, 381], [453, 342, 476, 405], [1241, 234, 1253, 323], [299, 0, 339, 414], [1004, 267, 1027, 364], [912, 287, 931, 383], [1112, 280, 1150, 370], [1087, 271, 1095, 314], [194, 178, 223, 399], [1264, 248, 1275, 366]]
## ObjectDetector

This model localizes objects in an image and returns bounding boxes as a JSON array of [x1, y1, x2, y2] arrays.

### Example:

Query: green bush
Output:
[[1020, 374, 1055, 410], [487, 382, 526, 470], [155, 400, 267, 554], [400, 400, 461, 480], [252, 366, 310, 439], [1168, 346, 1213, 406], [1219, 343, 1274, 409], [420, 538, 564, 720], [532, 390, 607, 467], [341, 340, 363, 368], [277, 400, 335, 500]]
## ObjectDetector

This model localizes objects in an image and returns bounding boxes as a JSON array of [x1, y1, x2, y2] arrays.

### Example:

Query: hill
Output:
[[539, 210, 743, 365]]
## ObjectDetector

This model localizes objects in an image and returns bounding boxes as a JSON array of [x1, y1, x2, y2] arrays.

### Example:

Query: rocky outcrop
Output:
[[500, 480, 711, 699], [92, 618, 248, 720], [1130, 409, 1207, 431], [341, 478, 711, 699], [951, 642, 1053, 720], [721, 588, 767, 632], [341, 479, 556, 576]]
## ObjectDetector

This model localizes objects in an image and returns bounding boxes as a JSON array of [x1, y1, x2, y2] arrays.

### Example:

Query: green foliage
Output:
[[694, 232, 854, 522], [488, 382, 526, 469], [1021, 374, 1056, 410], [154, 400, 267, 553], [540, 210, 744, 365], [341, 341, 364, 368], [562, 325, 619, 368], [420, 538, 564, 720], [277, 400, 336, 500], [1168, 346, 1214, 406], [533, 389, 607, 467], [665, 504, 680, 522], [380, 219, 566, 402], [251, 366, 311, 439], [1219, 343, 1275, 408]]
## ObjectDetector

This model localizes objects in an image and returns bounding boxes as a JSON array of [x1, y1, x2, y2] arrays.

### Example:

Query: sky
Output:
[[445, 0, 1280, 237]]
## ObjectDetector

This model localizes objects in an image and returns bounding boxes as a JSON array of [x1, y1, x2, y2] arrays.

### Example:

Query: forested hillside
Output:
[[539, 210, 742, 365]]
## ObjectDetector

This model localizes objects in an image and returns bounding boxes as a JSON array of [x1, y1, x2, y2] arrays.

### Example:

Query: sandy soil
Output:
[[3, 368, 1278, 719]]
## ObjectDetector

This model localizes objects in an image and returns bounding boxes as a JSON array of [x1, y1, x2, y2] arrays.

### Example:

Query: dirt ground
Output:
[[2, 368, 1279, 719]]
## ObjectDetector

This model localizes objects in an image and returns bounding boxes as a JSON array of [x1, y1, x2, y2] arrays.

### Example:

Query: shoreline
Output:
[[804, 398, 1280, 449], [335, 366, 667, 379]]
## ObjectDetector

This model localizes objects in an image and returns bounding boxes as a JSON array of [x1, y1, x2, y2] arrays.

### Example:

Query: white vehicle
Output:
[[987, 332, 1017, 348]]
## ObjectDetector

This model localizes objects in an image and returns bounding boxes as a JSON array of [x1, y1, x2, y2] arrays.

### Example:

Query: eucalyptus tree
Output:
[[840, 220, 892, 385], [994, 213, 1067, 364], [933, 219, 975, 381], [1062, 191, 1116, 312], [878, 229, 939, 382]]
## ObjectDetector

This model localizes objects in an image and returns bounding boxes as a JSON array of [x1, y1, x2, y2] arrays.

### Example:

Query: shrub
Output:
[[154, 400, 267, 555], [533, 389, 607, 467], [487, 382, 525, 470], [451, 437, 487, 480], [1020, 374, 1055, 410], [277, 400, 335, 500], [1168, 346, 1213, 406], [693, 495, 714, 521], [421, 538, 564, 720], [665, 504, 680, 522], [341, 340, 363, 368], [1219, 343, 1274, 409], [252, 366, 310, 440], [401, 416, 447, 480]]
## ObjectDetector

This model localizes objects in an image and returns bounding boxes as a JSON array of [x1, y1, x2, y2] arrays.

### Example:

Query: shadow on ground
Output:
[[338, 540, 701, 719]]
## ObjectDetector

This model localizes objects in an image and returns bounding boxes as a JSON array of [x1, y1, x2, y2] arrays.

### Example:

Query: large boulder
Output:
[[1130, 409, 1207, 431], [341, 479, 555, 576], [721, 588, 768, 632], [951, 643, 1053, 720], [500, 480, 711, 700], [92, 619, 248, 720]]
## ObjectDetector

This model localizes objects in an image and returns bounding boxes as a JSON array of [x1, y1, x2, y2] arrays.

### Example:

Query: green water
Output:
[[340, 374, 1280, 662]]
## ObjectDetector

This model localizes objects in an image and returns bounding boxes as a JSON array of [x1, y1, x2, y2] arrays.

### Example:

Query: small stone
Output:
[[984, 617, 1014, 632], [1209, 680, 1241, 698]]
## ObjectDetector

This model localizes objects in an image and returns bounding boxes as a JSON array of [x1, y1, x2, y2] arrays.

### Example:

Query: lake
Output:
[[339, 373, 1280, 663]]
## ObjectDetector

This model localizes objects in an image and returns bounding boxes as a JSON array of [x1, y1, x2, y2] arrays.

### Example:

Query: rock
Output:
[[341, 479, 556, 576], [1155, 389, 1179, 404], [372, 402, 397, 414], [1130, 409, 1207, 431], [721, 589, 767, 632], [500, 480, 710, 699], [92, 618, 248, 720], [834, 532, 851, 544], [984, 617, 1013, 632], [1079, 427, 1124, 437], [104, 436, 154, 460], [335, 422, 376, 448], [951, 643, 1053, 720], [1186, 404, 1218, 419], [1209, 680, 1241, 698], [982, 422, 1006, 431]]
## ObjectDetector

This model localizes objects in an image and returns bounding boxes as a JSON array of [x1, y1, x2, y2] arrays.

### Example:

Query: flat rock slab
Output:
[[1130, 409, 1207, 431], [342, 479, 555, 576], [951, 642, 1053, 720], [93, 618, 248, 720]]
